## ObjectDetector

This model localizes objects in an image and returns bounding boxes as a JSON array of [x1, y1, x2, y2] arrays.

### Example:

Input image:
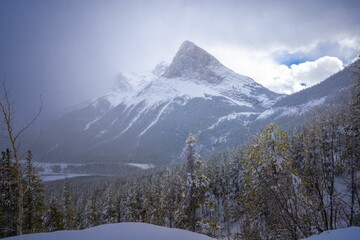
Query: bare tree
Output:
[[0, 79, 42, 235]]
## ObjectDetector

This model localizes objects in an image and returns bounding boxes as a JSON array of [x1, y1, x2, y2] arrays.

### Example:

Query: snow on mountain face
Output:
[[162, 41, 280, 108], [256, 97, 327, 121], [105, 41, 279, 111]]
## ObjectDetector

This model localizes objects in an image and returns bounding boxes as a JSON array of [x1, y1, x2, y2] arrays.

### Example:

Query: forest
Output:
[[0, 76, 359, 239]]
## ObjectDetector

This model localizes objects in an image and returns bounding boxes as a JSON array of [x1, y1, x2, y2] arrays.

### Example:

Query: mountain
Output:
[[34, 42, 358, 167], [34, 41, 282, 165]]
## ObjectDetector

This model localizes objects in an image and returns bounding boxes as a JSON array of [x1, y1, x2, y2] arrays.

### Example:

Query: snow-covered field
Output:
[[303, 227, 360, 240], [3, 222, 215, 240]]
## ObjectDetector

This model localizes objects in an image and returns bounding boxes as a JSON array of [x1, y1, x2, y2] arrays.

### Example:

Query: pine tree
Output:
[[46, 198, 64, 232], [89, 192, 100, 226], [23, 150, 45, 234], [104, 188, 118, 223], [63, 179, 76, 230], [0, 149, 17, 237], [183, 133, 208, 232]]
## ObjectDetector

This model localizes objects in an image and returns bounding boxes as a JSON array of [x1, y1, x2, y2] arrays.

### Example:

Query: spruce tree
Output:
[[46, 198, 64, 232], [0, 149, 17, 237], [23, 150, 45, 234], [63, 179, 76, 230], [183, 133, 208, 232]]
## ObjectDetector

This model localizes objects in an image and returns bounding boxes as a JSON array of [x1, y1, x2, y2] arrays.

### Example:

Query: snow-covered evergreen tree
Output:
[[0, 149, 17, 237], [62, 179, 76, 230], [23, 150, 45, 234], [45, 198, 64, 232]]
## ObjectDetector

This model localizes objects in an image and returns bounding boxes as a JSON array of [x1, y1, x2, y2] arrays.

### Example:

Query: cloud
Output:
[[273, 38, 360, 66], [264, 56, 344, 94], [207, 45, 346, 95]]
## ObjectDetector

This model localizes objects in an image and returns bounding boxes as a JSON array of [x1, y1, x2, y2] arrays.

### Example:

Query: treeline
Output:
[[1, 78, 359, 239]]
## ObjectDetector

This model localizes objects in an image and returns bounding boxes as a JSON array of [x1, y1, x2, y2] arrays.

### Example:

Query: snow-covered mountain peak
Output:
[[164, 41, 225, 84], [152, 61, 169, 76]]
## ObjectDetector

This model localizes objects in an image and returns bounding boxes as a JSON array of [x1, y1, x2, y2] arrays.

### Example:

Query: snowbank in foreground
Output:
[[304, 227, 360, 240], [4, 222, 215, 240]]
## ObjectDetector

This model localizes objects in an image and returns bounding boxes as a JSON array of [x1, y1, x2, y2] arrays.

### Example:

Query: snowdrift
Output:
[[3, 222, 215, 240], [304, 226, 360, 240]]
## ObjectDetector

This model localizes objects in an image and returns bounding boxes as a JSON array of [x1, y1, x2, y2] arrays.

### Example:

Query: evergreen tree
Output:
[[183, 133, 208, 232], [104, 188, 118, 223], [23, 150, 45, 234], [62, 179, 76, 230], [45, 198, 64, 232], [0, 149, 17, 237], [89, 192, 100, 226]]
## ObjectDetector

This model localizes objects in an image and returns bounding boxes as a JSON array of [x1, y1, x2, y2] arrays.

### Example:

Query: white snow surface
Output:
[[98, 64, 263, 111], [83, 116, 102, 131], [303, 227, 360, 240], [126, 163, 155, 170], [208, 112, 259, 130], [3, 222, 215, 240], [257, 97, 327, 120], [88, 70, 262, 138]]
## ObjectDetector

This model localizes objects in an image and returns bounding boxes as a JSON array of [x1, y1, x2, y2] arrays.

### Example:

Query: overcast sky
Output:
[[0, 0, 359, 124]]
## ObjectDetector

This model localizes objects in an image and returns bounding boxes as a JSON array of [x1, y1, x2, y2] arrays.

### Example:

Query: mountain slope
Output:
[[35, 41, 282, 165], [251, 58, 360, 131]]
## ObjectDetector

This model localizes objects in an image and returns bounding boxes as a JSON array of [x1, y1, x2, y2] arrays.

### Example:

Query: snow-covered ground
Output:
[[3, 222, 215, 240], [303, 227, 360, 240]]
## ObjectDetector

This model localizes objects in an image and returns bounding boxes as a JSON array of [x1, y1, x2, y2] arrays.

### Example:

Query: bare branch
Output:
[[14, 95, 42, 142]]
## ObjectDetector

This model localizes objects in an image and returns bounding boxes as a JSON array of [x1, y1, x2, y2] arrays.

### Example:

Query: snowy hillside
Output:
[[3, 223, 215, 240], [303, 227, 360, 240]]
